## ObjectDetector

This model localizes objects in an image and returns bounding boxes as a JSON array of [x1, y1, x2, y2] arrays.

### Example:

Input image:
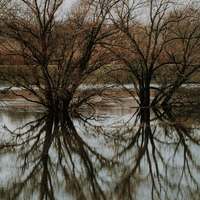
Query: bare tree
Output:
[[152, 6, 200, 106], [1, 0, 117, 112], [103, 0, 200, 108]]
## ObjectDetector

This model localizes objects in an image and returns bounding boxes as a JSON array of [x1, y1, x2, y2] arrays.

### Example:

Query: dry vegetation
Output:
[[0, 0, 200, 110]]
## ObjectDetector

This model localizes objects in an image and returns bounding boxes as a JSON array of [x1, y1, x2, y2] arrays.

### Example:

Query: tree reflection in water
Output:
[[112, 107, 200, 200], [0, 111, 113, 200], [0, 107, 200, 200]]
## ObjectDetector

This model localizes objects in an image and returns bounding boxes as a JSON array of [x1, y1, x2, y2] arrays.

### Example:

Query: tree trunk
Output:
[[47, 88, 73, 112], [139, 77, 151, 109]]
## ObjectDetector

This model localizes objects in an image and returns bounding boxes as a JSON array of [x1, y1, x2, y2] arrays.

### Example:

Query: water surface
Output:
[[0, 100, 200, 200]]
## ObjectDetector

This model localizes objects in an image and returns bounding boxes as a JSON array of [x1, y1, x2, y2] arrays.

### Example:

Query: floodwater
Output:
[[0, 97, 200, 200]]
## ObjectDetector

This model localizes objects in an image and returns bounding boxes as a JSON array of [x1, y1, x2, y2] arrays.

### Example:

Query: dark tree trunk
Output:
[[139, 76, 151, 109], [47, 88, 73, 113]]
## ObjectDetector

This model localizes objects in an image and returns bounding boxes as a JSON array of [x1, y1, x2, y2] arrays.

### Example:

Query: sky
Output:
[[58, 0, 78, 17], [63, 0, 76, 8], [63, 0, 78, 10]]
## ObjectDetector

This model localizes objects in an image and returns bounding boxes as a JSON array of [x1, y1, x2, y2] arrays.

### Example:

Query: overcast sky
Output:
[[57, 0, 78, 17], [63, 0, 78, 10]]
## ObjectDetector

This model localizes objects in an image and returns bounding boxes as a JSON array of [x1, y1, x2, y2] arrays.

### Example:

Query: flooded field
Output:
[[0, 97, 200, 200], [2, 0, 200, 199]]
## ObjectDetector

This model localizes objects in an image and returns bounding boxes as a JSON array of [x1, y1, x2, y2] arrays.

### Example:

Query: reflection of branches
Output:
[[1, 105, 200, 199], [0, 111, 112, 200], [113, 107, 200, 200], [154, 108, 200, 198]]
